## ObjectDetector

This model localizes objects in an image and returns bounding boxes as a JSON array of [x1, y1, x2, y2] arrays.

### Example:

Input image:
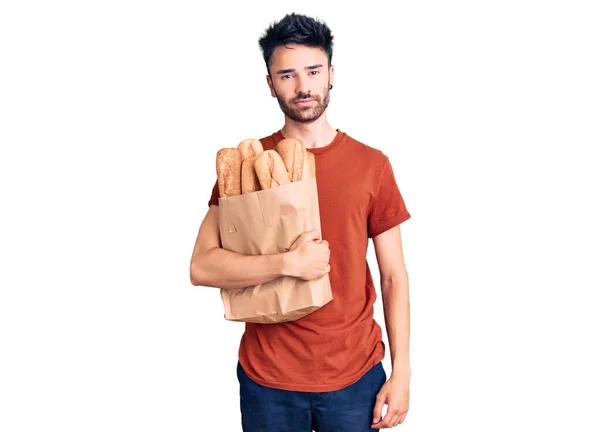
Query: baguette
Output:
[[238, 138, 264, 160], [216, 148, 243, 197], [241, 156, 261, 194], [274, 138, 306, 182], [302, 151, 316, 179], [254, 150, 291, 189]]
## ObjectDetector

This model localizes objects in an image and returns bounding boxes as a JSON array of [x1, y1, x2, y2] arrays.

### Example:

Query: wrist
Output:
[[281, 251, 296, 278], [391, 360, 411, 378]]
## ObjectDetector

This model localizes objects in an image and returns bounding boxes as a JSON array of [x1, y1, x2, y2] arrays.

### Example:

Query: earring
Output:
[[329, 84, 333, 90]]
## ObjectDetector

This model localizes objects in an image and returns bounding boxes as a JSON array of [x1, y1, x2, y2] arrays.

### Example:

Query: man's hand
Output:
[[372, 369, 410, 429], [285, 229, 330, 281]]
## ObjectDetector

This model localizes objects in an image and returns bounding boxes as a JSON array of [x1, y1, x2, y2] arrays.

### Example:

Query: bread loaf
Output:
[[274, 138, 306, 182], [302, 151, 316, 179], [238, 138, 264, 160], [241, 156, 261, 194], [216, 148, 243, 197], [254, 150, 291, 189]]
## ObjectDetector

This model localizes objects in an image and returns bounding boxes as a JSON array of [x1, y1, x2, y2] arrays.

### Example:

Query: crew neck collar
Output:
[[273, 129, 345, 155]]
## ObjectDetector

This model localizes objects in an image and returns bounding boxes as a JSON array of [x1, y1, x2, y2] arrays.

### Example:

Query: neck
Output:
[[280, 114, 337, 149]]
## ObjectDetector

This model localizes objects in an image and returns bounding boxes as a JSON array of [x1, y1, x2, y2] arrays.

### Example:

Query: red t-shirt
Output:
[[207, 129, 411, 392]]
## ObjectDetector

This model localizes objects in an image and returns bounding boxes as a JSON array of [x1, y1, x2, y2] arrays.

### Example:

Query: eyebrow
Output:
[[276, 64, 324, 75]]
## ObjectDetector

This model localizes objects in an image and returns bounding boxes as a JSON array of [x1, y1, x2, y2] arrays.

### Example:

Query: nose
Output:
[[295, 74, 311, 96]]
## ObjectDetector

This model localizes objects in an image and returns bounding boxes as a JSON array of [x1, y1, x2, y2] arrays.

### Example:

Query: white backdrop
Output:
[[1, 1, 599, 431]]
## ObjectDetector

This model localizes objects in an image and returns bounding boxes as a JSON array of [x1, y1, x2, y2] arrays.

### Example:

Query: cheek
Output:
[[275, 83, 295, 98]]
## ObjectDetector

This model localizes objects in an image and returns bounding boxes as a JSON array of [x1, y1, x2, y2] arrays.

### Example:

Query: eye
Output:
[[309, 70, 319, 75], [281, 74, 293, 80]]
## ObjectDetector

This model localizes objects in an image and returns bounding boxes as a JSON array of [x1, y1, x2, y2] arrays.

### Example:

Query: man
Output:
[[190, 12, 411, 431]]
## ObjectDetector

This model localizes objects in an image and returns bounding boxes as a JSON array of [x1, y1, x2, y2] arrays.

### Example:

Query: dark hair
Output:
[[258, 13, 334, 74]]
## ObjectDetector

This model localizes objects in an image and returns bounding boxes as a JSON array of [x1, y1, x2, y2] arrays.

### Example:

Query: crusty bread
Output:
[[241, 156, 261, 194], [274, 138, 306, 182], [237, 138, 264, 160], [302, 152, 316, 179], [254, 150, 291, 189], [216, 148, 243, 197]]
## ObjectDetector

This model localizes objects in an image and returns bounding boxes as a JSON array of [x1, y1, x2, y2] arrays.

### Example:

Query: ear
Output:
[[329, 64, 334, 88], [266, 74, 277, 98]]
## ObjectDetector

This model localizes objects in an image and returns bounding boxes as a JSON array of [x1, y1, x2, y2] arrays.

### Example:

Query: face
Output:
[[266, 44, 334, 124]]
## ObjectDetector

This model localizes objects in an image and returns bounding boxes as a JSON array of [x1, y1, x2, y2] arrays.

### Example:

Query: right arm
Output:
[[189, 205, 330, 290]]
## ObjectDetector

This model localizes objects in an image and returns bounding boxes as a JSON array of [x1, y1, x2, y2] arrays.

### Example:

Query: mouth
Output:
[[295, 99, 315, 105]]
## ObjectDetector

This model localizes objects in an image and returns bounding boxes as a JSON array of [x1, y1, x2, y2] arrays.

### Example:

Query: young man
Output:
[[190, 13, 411, 431]]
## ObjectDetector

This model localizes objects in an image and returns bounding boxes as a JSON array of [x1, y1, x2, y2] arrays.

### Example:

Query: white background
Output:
[[1, 0, 599, 431]]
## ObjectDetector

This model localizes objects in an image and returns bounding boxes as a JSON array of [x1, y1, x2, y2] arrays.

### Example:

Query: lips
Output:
[[295, 99, 315, 104]]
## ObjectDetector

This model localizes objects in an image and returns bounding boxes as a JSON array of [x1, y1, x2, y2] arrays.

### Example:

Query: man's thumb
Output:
[[306, 229, 321, 242], [289, 229, 319, 252], [372, 401, 383, 424]]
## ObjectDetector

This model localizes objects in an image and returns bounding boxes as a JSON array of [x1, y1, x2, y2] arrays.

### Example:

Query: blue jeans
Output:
[[237, 361, 387, 432]]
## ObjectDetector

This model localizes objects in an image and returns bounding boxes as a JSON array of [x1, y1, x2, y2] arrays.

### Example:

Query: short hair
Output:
[[258, 13, 334, 74]]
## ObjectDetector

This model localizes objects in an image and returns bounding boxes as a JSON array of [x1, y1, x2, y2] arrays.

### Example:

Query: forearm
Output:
[[191, 247, 291, 290], [381, 272, 411, 376]]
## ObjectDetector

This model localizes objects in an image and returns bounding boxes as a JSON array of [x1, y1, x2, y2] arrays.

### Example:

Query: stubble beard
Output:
[[275, 86, 331, 124]]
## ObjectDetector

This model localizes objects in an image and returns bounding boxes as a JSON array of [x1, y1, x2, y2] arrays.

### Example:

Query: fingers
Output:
[[321, 240, 330, 260], [397, 412, 407, 425], [373, 413, 393, 429], [373, 410, 406, 429], [372, 397, 384, 425]]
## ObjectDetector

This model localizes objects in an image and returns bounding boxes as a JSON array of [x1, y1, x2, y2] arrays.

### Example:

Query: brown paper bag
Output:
[[217, 176, 333, 324]]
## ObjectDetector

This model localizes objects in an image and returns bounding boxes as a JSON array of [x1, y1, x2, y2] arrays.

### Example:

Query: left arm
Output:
[[375, 224, 411, 376], [371, 224, 411, 429]]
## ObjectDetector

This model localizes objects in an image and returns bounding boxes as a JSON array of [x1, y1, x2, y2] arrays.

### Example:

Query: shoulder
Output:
[[343, 132, 392, 171]]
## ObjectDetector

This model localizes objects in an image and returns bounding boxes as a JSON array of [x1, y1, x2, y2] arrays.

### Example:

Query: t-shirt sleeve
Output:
[[367, 157, 411, 238], [208, 179, 219, 207]]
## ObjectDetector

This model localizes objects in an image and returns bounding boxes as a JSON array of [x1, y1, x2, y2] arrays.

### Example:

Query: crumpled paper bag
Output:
[[218, 177, 333, 324]]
